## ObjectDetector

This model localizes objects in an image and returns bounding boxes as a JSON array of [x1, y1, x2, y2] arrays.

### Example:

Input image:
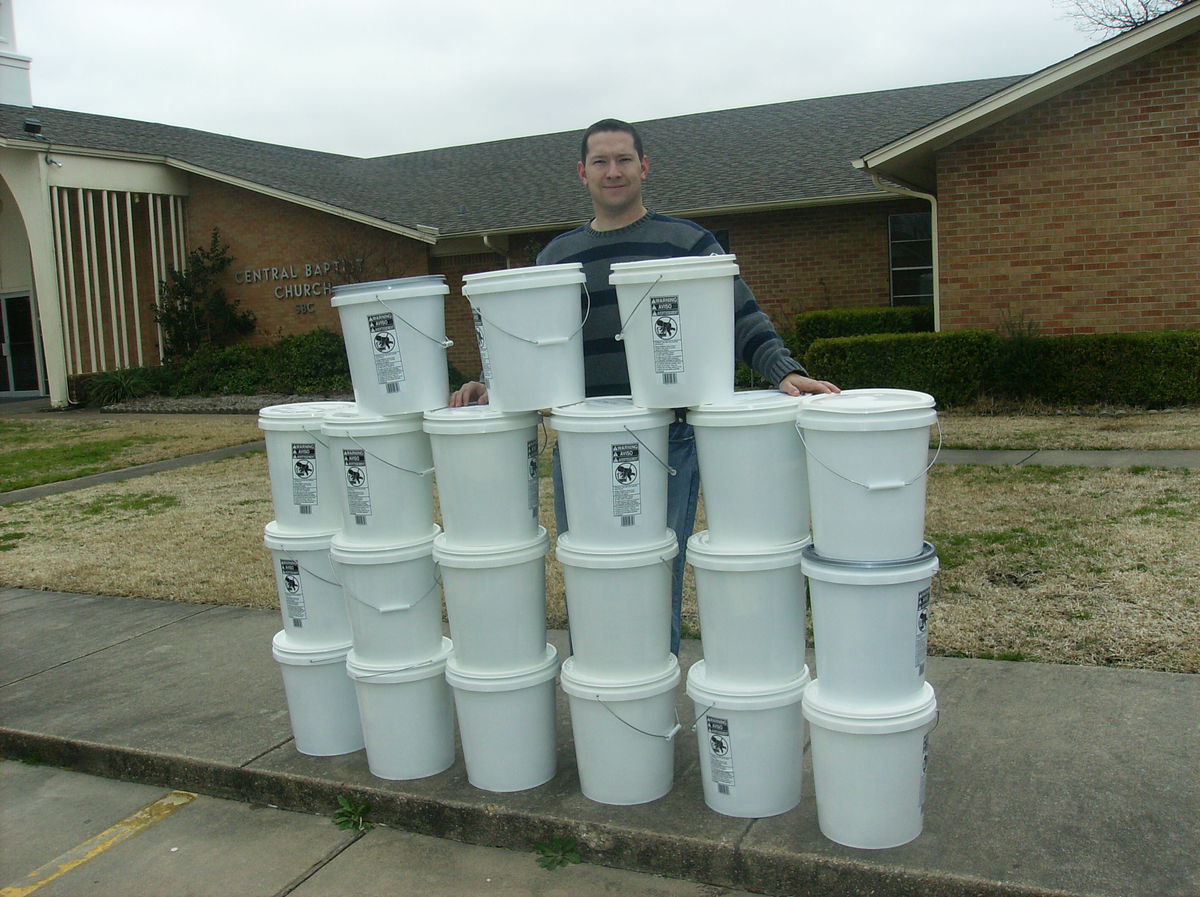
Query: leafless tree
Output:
[[1054, 0, 1193, 36]]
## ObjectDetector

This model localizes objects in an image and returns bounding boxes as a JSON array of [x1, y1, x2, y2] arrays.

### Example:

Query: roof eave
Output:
[[852, 2, 1200, 189]]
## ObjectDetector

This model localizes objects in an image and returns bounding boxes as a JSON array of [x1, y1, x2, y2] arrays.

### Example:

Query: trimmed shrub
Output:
[[267, 328, 352, 394], [791, 306, 934, 359]]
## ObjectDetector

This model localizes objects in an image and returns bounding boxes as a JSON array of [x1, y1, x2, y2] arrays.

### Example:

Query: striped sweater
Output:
[[536, 211, 805, 397]]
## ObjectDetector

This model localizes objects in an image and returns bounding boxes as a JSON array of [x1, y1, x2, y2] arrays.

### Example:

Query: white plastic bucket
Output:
[[686, 661, 810, 818], [801, 543, 938, 710], [445, 644, 560, 792], [329, 528, 444, 667], [422, 406, 541, 547], [345, 638, 456, 781], [560, 656, 681, 806], [550, 397, 675, 548], [320, 407, 434, 545], [433, 527, 549, 673], [688, 390, 809, 548], [263, 522, 351, 647], [258, 401, 355, 533], [796, 389, 938, 562], [271, 631, 363, 757], [608, 255, 739, 409], [803, 680, 938, 849], [330, 275, 451, 416], [555, 531, 677, 681], [461, 263, 586, 412], [686, 532, 809, 688]]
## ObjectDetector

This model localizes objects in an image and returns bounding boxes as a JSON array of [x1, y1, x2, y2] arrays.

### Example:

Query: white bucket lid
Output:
[[686, 531, 809, 572], [432, 526, 548, 569], [800, 542, 939, 585], [461, 262, 584, 296], [263, 520, 340, 551], [555, 530, 678, 569], [321, 406, 426, 437], [608, 254, 740, 284], [687, 389, 804, 427], [345, 637, 454, 684], [258, 401, 356, 432], [271, 630, 353, 666], [445, 643, 560, 692], [549, 396, 674, 432], [559, 654, 680, 701], [686, 660, 811, 711], [802, 680, 938, 734], [329, 526, 441, 564], [330, 274, 449, 307], [797, 388, 937, 432], [422, 405, 541, 435]]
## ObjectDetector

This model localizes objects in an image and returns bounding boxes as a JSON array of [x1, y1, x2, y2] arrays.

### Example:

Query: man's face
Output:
[[578, 130, 648, 218]]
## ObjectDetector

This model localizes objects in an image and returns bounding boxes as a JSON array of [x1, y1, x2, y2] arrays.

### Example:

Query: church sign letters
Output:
[[234, 258, 364, 314]]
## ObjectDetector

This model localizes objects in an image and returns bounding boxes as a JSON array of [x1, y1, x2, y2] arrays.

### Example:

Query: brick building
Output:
[[1, 2, 1196, 406]]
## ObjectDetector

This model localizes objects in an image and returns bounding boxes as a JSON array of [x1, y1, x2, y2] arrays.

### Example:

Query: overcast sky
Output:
[[13, 0, 1102, 158]]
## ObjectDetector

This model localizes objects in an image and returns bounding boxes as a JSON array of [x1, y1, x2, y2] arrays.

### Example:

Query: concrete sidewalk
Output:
[[1, 587, 1196, 897]]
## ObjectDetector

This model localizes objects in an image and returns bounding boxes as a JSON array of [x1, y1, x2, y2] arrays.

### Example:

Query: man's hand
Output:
[[778, 372, 840, 396], [449, 381, 489, 407]]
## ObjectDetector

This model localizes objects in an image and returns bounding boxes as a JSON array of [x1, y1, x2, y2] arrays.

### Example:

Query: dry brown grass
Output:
[[939, 407, 1200, 451]]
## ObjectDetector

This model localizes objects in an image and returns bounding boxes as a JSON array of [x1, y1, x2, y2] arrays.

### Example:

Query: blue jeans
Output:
[[552, 420, 699, 656]]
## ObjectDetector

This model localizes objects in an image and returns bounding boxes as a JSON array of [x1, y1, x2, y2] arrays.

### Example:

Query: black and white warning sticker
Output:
[[650, 295, 684, 378], [527, 438, 539, 517], [706, 716, 736, 794], [916, 586, 931, 676], [611, 443, 642, 519], [279, 558, 308, 624], [472, 309, 493, 386], [343, 448, 372, 519], [368, 311, 405, 387], [291, 443, 318, 510]]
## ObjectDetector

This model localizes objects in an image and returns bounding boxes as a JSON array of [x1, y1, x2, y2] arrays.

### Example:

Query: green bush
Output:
[[267, 328, 352, 394], [791, 306, 934, 360]]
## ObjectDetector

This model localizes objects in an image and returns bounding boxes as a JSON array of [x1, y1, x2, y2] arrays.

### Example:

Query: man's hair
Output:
[[580, 119, 644, 163]]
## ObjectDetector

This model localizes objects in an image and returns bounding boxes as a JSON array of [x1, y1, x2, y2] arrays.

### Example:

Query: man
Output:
[[451, 118, 838, 654]]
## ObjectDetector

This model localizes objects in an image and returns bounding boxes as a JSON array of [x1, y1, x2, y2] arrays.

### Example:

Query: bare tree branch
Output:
[[1054, 0, 1192, 36]]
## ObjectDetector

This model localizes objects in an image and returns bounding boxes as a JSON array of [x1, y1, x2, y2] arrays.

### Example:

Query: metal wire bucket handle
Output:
[[795, 417, 943, 491], [346, 434, 435, 477], [472, 283, 591, 348], [374, 295, 454, 349], [294, 561, 339, 588], [594, 694, 682, 741], [614, 274, 664, 342], [622, 425, 677, 476], [349, 649, 445, 676], [343, 569, 442, 613]]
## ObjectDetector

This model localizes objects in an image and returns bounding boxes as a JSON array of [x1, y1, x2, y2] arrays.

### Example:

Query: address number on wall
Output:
[[295, 303, 316, 315]]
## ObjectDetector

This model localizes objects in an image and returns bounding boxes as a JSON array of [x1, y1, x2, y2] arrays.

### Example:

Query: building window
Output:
[[889, 212, 933, 306]]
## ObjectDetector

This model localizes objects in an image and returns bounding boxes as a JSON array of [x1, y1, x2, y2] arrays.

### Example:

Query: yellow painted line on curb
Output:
[[0, 790, 197, 897]]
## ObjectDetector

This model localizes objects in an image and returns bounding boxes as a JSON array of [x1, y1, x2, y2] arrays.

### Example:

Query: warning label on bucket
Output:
[[650, 295, 684, 378], [291, 443, 318, 509], [342, 448, 372, 519], [472, 309, 493, 385], [916, 586, 931, 676], [527, 438, 539, 515], [279, 559, 308, 624], [368, 312, 405, 388], [611, 443, 642, 520], [706, 716, 736, 793]]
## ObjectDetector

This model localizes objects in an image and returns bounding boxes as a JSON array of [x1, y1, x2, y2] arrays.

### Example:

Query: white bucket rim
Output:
[[559, 654, 680, 700], [330, 274, 449, 307], [433, 526, 548, 568], [686, 660, 811, 710], [263, 521, 340, 551], [345, 637, 454, 683], [802, 680, 938, 733], [687, 389, 804, 426], [257, 401, 356, 432], [329, 525, 441, 563], [800, 542, 939, 584], [549, 396, 675, 431], [608, 254, 740, 284], [445, 643, 560, 692], [686, 531, 809, 571], [461, 262, 584, 296], [422, 405, 541, 435], [797, 389, 937, 433], [271, 630, 353, 666], [555, 530, 678, 568], [321, 407, 426, 437]]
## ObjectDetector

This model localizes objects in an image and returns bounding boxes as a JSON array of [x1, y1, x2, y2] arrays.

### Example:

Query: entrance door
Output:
[[1, 294, 42, 394]]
